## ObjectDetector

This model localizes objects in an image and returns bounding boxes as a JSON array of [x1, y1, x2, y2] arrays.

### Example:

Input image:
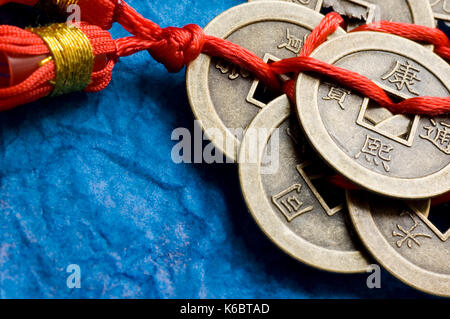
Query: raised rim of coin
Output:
[[186, 1, 346, 162], [249, 0, 435, 27], [347, 191, 448, 297], [295, 32, 450, 199], [429, 0, 450, 22], [239, 94, 371, 273], [248, 0, 323, 12], [386, 0, 435, 26]]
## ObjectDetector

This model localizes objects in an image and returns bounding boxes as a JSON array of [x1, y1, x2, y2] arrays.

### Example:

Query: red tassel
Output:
[[0, 23, 117, 110]]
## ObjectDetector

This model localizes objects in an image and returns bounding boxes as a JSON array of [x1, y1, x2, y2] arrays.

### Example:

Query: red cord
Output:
[[114, 8, 450, 115], [352, 21, 450, 62], [119, 11, 450, 115]]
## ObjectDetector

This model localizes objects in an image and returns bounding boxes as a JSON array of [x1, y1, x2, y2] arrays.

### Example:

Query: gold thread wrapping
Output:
[[52, 0, 79, 10], [29, 23, 94, 96]]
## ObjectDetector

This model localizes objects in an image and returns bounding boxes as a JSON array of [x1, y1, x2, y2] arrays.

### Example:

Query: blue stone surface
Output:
[[0, 0, 446, 299]]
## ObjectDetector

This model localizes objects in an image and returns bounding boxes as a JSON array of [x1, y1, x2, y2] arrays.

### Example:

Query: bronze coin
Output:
[[239, 94, 372, 273], [348, 191, 449, 297], [295, 32, 450, 199], [186, 2, 345, 162]]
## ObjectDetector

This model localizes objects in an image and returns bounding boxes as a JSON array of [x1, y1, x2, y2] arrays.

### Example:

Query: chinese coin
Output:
[[295, 32, 450, 199], [186, 2, 345, 162], [348, 191, 449, 297], [239, 94, 371, 273]]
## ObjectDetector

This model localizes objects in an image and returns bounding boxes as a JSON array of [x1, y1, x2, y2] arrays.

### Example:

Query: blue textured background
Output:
[[0, 0, 448, 299]]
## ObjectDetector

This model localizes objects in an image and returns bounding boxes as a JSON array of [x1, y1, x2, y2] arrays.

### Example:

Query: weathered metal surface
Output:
[[348, 191, 448, 297], [186, 2, 345, 162], [239, 95, 371, 273], [295, 32, 450, 199]]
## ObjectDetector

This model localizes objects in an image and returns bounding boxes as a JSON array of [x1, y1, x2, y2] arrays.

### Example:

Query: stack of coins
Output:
[[186, 0, 449, 297]]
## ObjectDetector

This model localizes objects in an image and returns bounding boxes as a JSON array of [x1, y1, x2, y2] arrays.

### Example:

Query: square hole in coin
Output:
[[298, 161, 346, 216], [428, 203, 450, 235], [357, 91, 420, 147], [246, 53, 289, 108]]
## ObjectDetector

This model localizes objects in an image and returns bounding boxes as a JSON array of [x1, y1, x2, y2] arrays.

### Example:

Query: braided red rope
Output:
[[102, 3, 450, 115], [352, 21, 450, 62]]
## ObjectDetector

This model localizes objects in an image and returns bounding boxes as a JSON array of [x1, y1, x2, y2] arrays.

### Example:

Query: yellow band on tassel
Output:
[[29, 23, 94, 96]]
